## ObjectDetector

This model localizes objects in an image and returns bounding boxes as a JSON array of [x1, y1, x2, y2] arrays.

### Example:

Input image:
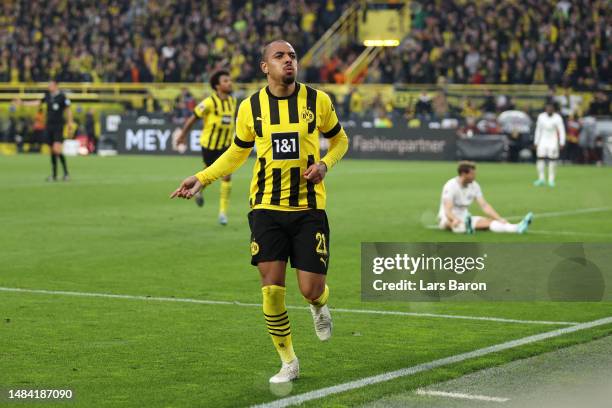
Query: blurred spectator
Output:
[[32, 107, 45, 148], [457, 117, 479, 139], [143, 92, 160, 114], [345, 87, 364, 121], [0, 0, 349, 83], [554, 89, 582, 117], [414, 92, 433, 122], [507, 130, 522, 162], [480, 90, 497, 114], [330, 0, 609, 87], [432, 90, 450, 120], [564, 114, 581, 163], [461, 98, 481, 119], [85, 108, 97, 153], [374, 108, 393, 128], [477, 114, 502, 135], [587, 91, 611, 116]]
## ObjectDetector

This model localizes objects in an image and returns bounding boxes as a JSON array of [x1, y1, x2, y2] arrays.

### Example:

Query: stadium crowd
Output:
[[310, 0, 610, 88], [0, 0, 348, 83]]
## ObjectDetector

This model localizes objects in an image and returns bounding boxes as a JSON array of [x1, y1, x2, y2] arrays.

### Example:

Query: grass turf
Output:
[[1, 154, 611, 407]]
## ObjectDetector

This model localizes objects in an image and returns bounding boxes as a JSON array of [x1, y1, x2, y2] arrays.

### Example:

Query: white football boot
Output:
[[310, 304, 332, 341], [269, 358, 299, 384]]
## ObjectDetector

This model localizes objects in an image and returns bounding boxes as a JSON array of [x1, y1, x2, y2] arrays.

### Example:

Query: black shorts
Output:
[[201, 146, 228, 167], [46, 126, 63, 145], [248, 209, 330, 275]]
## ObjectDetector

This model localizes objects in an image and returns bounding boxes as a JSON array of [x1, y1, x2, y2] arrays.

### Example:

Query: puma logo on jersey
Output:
[[320, 257, 327, 267]]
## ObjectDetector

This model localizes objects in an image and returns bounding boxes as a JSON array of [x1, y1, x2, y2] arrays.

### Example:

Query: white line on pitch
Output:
[[250, 316, 612, 408], [528, 229, 612, 238], [0, 287, 578, 326], [505, 207, 612, 221], [425, 225, 612, 238], [426, 207, 612, 228], [416, 389, 509, 402]]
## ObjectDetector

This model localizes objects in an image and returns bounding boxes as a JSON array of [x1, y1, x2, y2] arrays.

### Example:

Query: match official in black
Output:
[[19, 80, 74, 181]]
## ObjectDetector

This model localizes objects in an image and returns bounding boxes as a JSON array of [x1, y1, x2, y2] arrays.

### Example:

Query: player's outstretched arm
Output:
[[15, 98, 41, 107], [170, 140, 252, 200]]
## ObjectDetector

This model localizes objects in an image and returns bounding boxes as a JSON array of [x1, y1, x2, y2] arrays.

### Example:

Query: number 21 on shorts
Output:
[[315, 232, 327, 255]]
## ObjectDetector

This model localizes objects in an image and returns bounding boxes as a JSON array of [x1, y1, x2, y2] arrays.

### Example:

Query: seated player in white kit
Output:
[[534, 102, 566, 187], [438, 161, 533, 234]]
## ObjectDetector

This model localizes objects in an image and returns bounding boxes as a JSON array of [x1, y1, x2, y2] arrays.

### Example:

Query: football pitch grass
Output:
[[1, 154, 612, 407]]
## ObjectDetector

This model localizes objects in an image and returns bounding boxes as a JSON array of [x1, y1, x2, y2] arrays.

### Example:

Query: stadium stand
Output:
[[317, 0, 609, 88], [0, 0, 350, 83], [0, 0, 609, 164]]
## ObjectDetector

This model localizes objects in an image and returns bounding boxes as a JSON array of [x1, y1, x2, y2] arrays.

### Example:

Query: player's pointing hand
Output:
[[170, 176, 203, 199]]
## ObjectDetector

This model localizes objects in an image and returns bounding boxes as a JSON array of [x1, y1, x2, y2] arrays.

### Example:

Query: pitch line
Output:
[[251, 316, 612, 408], [528, 229, 612, 238], [0, 287, 578, 326], [426, 207, 612, 227], [505, 207, 612, 221], [426, 225, 612, 238], [415, 390, 509, 402]]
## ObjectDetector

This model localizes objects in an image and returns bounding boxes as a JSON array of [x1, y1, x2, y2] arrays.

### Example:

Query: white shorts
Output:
[[537, 145, 559, 159], [438, 215, 485, 230]]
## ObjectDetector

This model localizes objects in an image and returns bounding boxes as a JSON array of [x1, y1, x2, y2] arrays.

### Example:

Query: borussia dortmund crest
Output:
[[251, 241, 259, 255], [301, 108, 314, 123]]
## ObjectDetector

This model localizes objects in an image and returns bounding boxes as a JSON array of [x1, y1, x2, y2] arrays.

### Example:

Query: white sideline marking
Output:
[[505, 207, 612, 221], [426, 207, 612, 228], [0, 287, 578, 326], [416, 389, 509, 402], [528, 229, 612, 238], [426, 225, 612, 238], [251, 316, 612, 408]]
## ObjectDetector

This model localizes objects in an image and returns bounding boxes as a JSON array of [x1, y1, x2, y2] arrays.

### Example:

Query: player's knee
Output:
[[300, 282, 325, 301]]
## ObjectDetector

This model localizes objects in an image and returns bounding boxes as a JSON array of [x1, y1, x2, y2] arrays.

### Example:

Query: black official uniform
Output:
[[42, 91, 70, 144]]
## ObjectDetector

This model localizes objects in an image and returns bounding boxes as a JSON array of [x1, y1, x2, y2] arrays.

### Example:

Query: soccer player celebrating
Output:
[[438, 161, 533, 234], [534, 102, 566, 187], [19, 80, 73, 181], [176, 70, 237, 225], [171, 40, 348, 383]]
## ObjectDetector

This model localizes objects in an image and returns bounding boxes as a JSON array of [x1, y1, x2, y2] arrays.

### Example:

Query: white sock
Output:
[[489, 220, 519, 233], [451, 223, 466, 234], [548, 160, 556, 183], [537, 159, 546, 181]]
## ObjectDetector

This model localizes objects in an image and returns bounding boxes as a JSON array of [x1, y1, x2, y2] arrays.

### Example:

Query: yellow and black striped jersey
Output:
[[233, 83, 343, 211], [193, 94, 237, 150]]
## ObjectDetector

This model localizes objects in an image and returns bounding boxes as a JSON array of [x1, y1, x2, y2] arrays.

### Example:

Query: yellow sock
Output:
[[219, 180, 231, 215], [305, 284, 329, 307], [262, 285, 297, 363]]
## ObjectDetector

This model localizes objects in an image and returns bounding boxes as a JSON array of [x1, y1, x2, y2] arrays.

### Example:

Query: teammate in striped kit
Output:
[[176, 70, 236, 225]]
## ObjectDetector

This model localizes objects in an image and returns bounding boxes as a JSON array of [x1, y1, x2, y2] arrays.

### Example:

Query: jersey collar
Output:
[[265, 82, 300, 100]]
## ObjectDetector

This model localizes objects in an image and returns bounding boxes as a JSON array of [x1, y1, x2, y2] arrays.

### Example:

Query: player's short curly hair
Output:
[[457, 161, 477, 175], [209, 70, 230, 91]]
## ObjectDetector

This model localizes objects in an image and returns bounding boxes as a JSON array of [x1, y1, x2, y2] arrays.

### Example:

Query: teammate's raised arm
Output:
[[176, 115, 198, 145]]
